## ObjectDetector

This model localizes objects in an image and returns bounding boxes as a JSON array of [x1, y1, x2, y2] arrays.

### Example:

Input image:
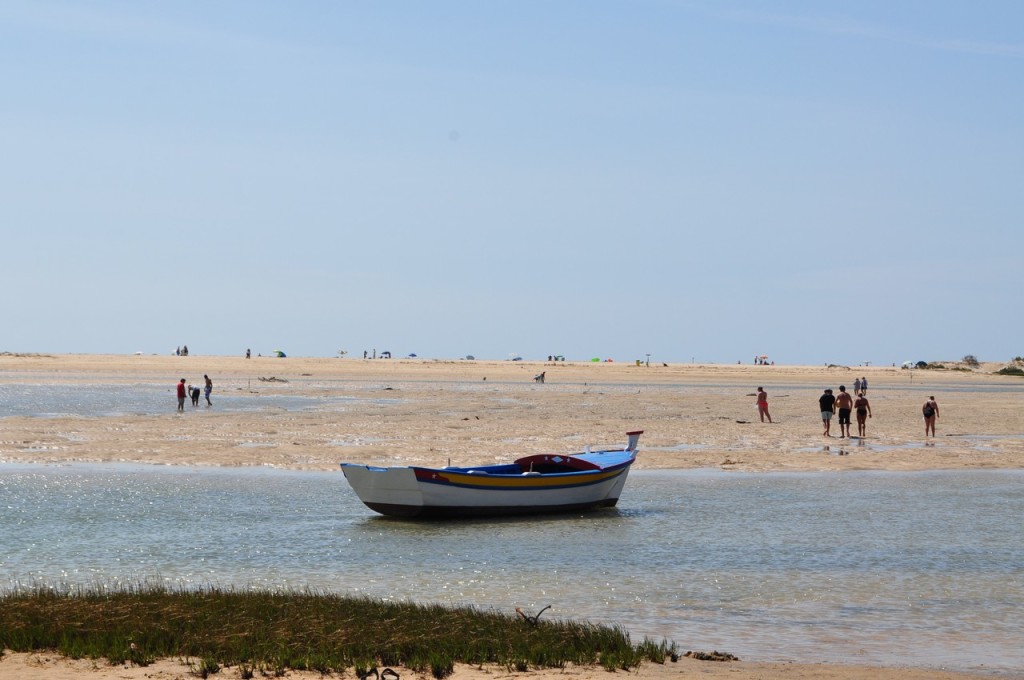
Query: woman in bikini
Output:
[[756, 387, 772, 423], [922, 396, 939, 437], [854, 392, 872, 437]]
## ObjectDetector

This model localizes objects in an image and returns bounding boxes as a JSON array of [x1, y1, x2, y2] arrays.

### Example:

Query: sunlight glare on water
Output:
[[1, 464, 1021, 675]]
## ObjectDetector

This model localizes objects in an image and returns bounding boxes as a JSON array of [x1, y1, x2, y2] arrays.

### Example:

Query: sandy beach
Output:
[[1, 353, 1022, 473], [0, 650, 1002, 680], [2, 354, 1022, 680]]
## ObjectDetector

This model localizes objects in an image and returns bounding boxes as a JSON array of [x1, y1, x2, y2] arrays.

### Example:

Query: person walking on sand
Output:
[[176, 378, 187, 412], [819, 389, 836, 436], [853, 377, 862, 395], [835, 385, 854, 438], [923, 396, 939, 437], [854, 392, 872, 437], [861, 376, 868, 394], [204, 374, 213, 406], [756, 386, 772, 423]]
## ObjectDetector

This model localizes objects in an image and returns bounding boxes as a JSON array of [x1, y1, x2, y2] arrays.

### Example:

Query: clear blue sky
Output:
[[3, 1, 1021, 365]]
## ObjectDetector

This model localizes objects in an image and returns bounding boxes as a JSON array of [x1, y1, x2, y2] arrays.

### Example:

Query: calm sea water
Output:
[[0, 383, 337, 417], [5, 378, 1020, 420], [1, 464, 1020, 676]]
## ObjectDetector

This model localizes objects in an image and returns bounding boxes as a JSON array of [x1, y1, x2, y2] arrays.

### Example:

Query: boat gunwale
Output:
[[411, 463, 632, 490]]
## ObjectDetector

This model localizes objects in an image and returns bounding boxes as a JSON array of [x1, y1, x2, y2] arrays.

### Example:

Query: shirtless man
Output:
[[835, 385, 854, 438]]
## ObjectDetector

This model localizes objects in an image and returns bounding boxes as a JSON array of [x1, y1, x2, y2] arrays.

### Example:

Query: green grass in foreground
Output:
[[0, 585, 676, 676]]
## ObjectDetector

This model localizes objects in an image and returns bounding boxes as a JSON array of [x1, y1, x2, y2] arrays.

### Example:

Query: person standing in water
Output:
[[176, 378, 187, 412], [756, 386, 772, 423], [204, 374, 213, 406], [922, 396, 939, 437]]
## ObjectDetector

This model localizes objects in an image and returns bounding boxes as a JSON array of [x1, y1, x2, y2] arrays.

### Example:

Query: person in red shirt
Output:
[[176, 378, 187, 412]]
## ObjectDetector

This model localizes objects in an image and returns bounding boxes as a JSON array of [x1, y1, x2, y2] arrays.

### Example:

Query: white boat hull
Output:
[[340, 431, 643, 518], [341, 463, 632, 518]]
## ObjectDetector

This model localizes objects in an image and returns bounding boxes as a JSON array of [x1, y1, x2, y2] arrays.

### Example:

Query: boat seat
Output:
[[513, 454, 601, 472]]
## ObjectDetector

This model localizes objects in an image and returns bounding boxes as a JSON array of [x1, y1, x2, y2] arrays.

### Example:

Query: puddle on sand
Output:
[[797, 439, 999, 454]]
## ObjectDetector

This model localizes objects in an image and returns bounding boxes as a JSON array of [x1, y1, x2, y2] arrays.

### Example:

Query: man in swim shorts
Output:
[[835, 385, 854, 438], [818, 389, 835, 436]]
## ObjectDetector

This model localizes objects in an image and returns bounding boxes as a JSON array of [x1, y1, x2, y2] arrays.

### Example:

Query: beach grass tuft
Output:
[[0, 584, 676, 675]]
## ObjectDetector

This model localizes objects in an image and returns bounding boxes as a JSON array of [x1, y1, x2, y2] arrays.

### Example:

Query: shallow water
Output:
[[1, 464, 1021, 675], [0, 383, 345, 417], [5, 377, 1020, 420]]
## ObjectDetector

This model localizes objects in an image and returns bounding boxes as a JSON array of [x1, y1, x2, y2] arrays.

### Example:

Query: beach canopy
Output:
[[274, 350, 286, 358]]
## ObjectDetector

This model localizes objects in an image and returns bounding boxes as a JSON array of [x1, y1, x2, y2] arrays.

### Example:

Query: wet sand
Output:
[[1, 353, 1022, 473], [2, 354, 1021, 680]]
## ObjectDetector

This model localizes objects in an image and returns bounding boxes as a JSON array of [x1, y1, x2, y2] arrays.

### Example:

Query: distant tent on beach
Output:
[[274, 350, 286, 358]]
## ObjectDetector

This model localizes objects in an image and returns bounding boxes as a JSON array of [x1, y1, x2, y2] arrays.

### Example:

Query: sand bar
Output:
[[1, 353, 1022, 472]]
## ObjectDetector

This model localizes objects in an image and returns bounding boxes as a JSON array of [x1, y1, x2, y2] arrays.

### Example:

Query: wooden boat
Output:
[[340, 431, 643, 518]]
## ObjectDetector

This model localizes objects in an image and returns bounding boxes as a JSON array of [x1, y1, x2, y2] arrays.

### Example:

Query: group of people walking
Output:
[[176, 374, 213, 411], [756, 379, 940, 438], [819, 385, 871, 438]]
